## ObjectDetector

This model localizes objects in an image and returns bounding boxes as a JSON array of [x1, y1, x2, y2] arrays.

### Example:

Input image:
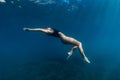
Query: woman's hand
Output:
[[23, 28, 30, 31]]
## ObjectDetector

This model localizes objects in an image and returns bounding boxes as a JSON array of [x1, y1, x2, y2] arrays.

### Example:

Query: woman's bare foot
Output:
[[66, 51, 73, 60], [84, 56, 90, 63]]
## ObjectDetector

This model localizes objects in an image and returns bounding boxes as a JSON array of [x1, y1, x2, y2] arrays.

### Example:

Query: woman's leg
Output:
[[68, 46, 78, 55], [58, 32, 80, 45], [78, 42, 90, 63], [58, 32, 90, 63], [67, 46, 78, 60]]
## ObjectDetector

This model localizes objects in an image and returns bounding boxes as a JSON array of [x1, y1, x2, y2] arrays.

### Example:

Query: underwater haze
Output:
[[0, 0, 120, 80]]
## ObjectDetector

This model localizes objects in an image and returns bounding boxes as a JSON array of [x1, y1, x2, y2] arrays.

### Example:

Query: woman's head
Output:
[[46, 27, 52, 30], [45, 27, 54, 33]]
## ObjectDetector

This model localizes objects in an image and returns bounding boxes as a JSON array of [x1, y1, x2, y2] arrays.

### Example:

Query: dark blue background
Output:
[[0, 0, 120, 80]]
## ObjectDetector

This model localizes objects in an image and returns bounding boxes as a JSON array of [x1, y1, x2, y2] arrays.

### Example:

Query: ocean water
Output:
[[0, 0, 120, 80]]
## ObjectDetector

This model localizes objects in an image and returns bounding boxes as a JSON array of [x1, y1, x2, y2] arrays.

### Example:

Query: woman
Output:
[[23, 27, 90, 63]]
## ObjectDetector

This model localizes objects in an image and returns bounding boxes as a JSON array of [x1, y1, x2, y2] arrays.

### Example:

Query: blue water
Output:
[[0, 0, 120, 80]]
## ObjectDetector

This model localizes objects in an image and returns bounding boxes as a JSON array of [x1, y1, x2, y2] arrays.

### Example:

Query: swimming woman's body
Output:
[[23, 27, 90, 63]]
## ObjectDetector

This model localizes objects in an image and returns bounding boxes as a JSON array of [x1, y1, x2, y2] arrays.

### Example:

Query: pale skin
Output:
[[23, 27, 90, 63]]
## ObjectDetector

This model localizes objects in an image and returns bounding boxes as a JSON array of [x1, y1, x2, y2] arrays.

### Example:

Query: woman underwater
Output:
[[23, 27, 90, 63]]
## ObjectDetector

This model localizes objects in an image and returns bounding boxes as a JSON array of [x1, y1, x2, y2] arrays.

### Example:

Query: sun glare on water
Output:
[[0, 0, 6, 3]]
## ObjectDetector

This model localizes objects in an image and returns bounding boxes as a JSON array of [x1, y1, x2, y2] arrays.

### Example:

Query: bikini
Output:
[[48, 28, 61, 38]]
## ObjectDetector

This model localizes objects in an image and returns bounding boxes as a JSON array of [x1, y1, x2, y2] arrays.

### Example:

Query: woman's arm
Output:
[[23, 28, 49, 33]]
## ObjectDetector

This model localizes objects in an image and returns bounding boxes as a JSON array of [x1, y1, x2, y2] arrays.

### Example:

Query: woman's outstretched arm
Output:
[[23, 28, 49, 33]]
